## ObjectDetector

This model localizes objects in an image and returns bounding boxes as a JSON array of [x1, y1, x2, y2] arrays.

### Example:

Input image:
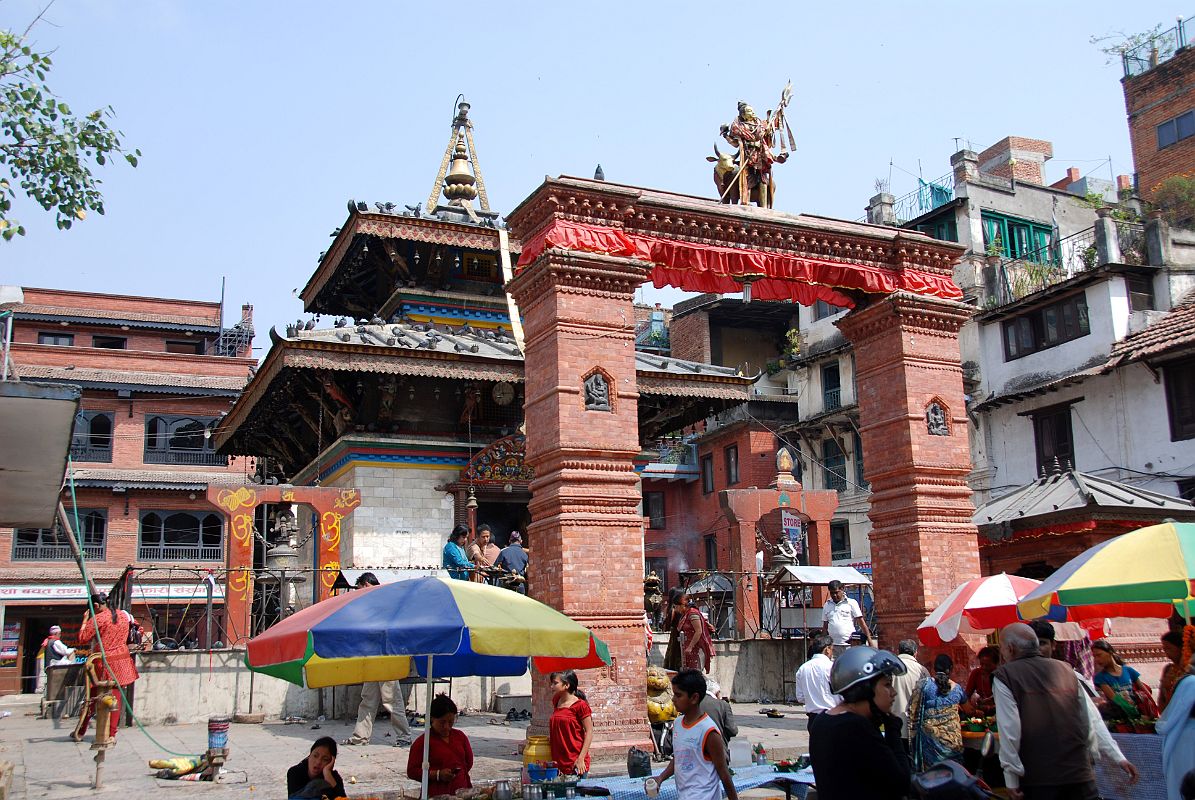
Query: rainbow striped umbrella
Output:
[[246, 576, 610, 689], [1018, 521, 1195, 621], [249, 577, 610, 800]]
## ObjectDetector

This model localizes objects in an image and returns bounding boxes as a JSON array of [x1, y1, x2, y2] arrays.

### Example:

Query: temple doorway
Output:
[[477, 498, 530, 548]]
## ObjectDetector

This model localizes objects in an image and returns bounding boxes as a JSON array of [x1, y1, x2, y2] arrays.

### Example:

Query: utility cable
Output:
[[67, 457, 202, 758]]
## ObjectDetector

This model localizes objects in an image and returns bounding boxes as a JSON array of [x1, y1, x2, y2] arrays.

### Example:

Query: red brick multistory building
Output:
[[0, 287, 255, 693], [1121, 19, 1195, 197]]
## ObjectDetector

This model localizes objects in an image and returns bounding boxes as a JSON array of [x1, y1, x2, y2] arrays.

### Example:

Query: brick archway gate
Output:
[[505, 177, 981, 759]]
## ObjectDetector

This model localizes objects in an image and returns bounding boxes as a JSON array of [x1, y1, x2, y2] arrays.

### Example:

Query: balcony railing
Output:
[[70, 444, 113, 463], [143, 449, 228, 466], [996, 227, 1097, 304], [138, 545, 223, 562], [823, 388, 842, 411], [13, 542, 105, 561], [1122, 16, 1194, 77]]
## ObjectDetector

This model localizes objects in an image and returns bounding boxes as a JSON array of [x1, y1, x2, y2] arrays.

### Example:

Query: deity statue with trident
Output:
[[709, 81, 796, 209]]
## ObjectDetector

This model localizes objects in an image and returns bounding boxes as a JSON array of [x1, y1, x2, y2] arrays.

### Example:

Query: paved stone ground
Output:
[[0, 694, 810, 800]]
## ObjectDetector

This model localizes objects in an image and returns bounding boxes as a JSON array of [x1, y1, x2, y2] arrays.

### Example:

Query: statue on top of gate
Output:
[[708, 81, 796, 210]]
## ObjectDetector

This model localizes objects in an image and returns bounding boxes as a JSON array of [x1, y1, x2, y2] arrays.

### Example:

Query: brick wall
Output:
[[18, 287, 223, 325], [1123, 46, 1195, 196], [977, 136, 1054, 186], [669, 309, 711, 363], [643, 423, 779, 593], [0, 287, 255, 582]]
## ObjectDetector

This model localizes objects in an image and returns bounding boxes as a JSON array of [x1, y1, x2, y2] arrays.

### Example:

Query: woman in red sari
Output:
[[677, 592, 713, 672], [73, 593, 138, 742]]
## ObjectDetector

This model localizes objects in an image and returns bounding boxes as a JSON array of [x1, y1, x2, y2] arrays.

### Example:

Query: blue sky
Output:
[[2, 1, 1185, 351]]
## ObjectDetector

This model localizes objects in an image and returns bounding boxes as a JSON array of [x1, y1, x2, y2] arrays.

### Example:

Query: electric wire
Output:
[[67, 457, 202, 758]]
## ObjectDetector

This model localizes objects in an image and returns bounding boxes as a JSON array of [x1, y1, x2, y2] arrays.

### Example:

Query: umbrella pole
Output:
[[422, 654, 433, 800]]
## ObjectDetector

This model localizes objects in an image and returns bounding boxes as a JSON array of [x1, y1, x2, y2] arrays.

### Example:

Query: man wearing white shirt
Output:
[[890, 639, 928, 732], [992, 623, 1138, 800], [795, 634, 840, 718], [821, 580, 874, 656]]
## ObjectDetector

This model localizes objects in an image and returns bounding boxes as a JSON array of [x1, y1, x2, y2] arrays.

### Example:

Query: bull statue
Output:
[[710, 84, 795, 210]]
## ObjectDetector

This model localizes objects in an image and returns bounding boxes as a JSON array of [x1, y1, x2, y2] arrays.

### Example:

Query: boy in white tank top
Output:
[[657, 670, 738, 800]]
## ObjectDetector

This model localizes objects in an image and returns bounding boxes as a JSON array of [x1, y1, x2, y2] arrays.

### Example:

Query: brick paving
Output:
[[0, 694, 810, 800]]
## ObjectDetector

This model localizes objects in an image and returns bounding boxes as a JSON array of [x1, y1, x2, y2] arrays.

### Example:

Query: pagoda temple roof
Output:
[[215, 320, 753, 474], [299, 202, 520, 319], [973, 466, 1195, 540]]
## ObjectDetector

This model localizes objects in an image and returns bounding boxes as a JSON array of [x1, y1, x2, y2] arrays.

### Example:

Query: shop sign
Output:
[[0, 584, 225, 602]]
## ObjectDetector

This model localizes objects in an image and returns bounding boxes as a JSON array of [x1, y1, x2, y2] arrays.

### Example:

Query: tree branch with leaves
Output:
[[0, 12, 139, 241]]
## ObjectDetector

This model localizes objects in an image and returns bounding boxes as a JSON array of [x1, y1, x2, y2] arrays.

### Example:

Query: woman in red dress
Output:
[[406, 694, 473, 795], [73, 593, 138, 742], [548, 670, 593, 777]]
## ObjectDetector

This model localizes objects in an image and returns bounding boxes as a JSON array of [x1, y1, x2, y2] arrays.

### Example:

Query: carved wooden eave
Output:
[[299, 208, 521, 314]]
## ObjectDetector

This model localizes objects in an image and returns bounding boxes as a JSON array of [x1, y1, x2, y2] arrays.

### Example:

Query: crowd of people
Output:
[[799, 619, 1195, 800], [441, 523, 529, 592]]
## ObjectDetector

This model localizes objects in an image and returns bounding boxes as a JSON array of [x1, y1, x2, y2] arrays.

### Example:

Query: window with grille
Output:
[[14, 509, 106, 560], [138, 511, 223, 561], [830, 520, 851, 561]]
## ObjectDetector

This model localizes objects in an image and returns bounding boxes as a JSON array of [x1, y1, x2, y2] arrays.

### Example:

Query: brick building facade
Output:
[[1123, 40, 1195, 197], [0, 287, 255, 694]]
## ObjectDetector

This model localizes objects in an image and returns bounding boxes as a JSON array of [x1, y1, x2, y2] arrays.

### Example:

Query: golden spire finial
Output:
[[425, 97, 490, 215]]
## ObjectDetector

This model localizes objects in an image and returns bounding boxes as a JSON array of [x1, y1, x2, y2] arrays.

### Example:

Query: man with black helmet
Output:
[[808, 645, 911, 799]]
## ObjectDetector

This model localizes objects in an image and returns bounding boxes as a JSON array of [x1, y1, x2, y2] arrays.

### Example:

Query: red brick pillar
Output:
[[836, 293, 981, 648], [507, 249, 653, 759]]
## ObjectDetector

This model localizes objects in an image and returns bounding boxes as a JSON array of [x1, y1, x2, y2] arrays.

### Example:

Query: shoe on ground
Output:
[[393, 737, 412, 747], [506, 709, 518, 721], [342, 737, 369, 746]]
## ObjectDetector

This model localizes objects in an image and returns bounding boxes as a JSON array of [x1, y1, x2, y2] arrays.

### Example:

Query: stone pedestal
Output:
[[836, 293, 981, 649], [507, 249, 653, 759]]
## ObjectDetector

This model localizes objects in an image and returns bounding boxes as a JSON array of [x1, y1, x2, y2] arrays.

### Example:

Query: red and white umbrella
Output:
[[917, 573, 1042, 647]]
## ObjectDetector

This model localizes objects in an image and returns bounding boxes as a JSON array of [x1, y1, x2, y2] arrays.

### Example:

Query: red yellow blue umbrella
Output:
[[246, 576, 610, 688], [1017, 521, 1195, 621], [247, 576, 610, 800]]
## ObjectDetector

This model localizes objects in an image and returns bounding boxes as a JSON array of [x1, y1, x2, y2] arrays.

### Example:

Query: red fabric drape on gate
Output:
[[516, 219, 963, 308]]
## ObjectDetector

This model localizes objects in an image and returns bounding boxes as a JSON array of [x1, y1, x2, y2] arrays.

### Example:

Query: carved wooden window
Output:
[[91, 335, 127, 349], [704, 535, 718, 570], [700, 454, 714, 495]]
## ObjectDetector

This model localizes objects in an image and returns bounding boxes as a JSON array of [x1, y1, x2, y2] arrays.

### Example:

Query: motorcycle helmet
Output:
[[829, 645, 907, 699]]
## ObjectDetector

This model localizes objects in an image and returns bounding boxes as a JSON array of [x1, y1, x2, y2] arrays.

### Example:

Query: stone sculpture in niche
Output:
[[926, 402, 949, 436], [583, 371, 612, 411]]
